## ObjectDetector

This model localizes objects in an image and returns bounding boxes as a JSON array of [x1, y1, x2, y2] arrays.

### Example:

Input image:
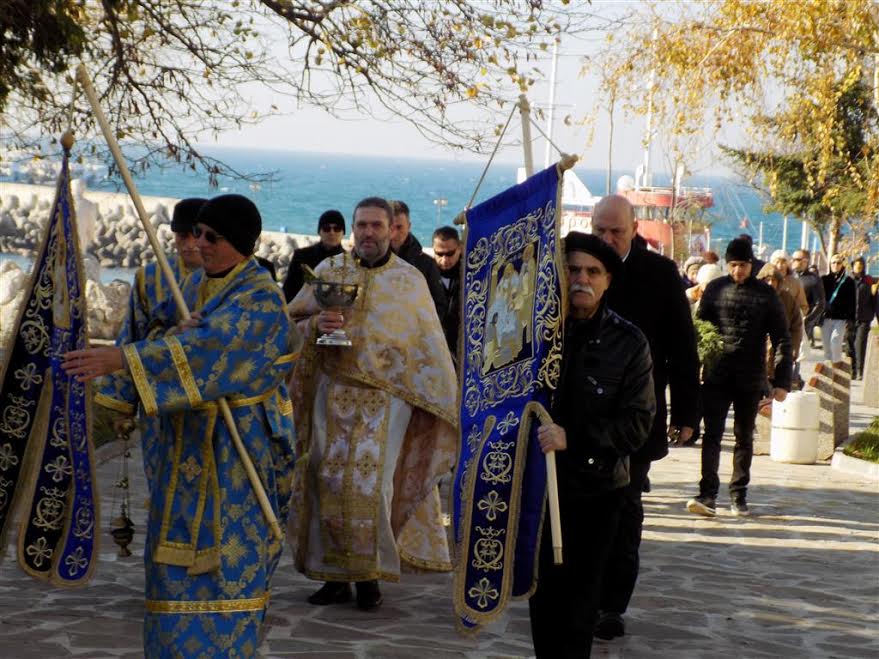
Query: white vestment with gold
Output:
[[287, 253, 458, 582]]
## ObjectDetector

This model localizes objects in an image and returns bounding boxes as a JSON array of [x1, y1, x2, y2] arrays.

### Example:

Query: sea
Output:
[[3, 145, 876, 276]]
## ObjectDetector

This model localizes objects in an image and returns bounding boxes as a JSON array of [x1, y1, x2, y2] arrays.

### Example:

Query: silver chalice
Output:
[[314, 280, 360, 347]]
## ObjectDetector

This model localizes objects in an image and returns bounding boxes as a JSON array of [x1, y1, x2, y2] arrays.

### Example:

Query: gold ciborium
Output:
[[313, 280, 360, 347]]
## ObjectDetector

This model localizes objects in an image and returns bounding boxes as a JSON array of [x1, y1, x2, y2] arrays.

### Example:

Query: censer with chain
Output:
[[109, 418, 136, 556]]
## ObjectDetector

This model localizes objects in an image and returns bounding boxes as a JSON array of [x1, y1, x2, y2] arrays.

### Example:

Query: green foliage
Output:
[[694, 317, 723, 374], [720, 80, 878, 258], [843, 417, 879, 464]]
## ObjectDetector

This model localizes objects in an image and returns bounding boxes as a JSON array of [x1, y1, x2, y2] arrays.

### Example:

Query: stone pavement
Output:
[[1, 384, 877, 658]]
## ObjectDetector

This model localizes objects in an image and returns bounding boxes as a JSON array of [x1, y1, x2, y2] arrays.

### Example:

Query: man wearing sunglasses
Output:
[[64, 194, 298, 657], [282, 209, 347, 302], [432, 225, 462, 362], [114, 197, 205, 485], [287, 196, 457, 612]]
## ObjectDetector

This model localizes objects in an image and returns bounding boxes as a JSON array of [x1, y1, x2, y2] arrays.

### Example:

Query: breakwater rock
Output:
[[0, 182, 323, 283]]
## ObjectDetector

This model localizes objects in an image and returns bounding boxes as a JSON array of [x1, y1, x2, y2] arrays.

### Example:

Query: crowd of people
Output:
[[55, 191, 877, 657]]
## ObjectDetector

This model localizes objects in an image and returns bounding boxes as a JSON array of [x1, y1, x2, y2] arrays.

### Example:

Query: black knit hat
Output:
[[725, 237, 754, 263], [170, 197, 207, 233], [563, 231, 623, 279], [196, 194, 261, 257], [318, 209, 345, 232]]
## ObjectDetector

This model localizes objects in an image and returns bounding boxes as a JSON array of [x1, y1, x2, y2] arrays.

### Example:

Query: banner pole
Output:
[[518, 94, 535, 178], [75, 64, 283, 541]]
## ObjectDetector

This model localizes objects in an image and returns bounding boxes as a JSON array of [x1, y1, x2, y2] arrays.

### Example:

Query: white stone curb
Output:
[[831, 445, 879, 481]]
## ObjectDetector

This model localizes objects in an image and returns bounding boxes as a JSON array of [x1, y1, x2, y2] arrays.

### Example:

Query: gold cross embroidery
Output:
[[180, 456, 202, 483]]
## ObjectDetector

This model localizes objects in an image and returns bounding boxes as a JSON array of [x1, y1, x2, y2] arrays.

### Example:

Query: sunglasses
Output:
[[192, 224, 225, 244], [320, 224, 344, 233], [434, 249, 458, 258]]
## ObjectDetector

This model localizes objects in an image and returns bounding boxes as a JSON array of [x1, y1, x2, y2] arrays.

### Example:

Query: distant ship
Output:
[[518, 166, 714, 258]]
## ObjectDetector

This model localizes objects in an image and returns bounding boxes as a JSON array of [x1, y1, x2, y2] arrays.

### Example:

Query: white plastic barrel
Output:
[[770, 391, 819, 464]]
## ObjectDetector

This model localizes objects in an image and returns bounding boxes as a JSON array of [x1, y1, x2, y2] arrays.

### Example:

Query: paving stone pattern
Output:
[[1, 383, 876, 658]]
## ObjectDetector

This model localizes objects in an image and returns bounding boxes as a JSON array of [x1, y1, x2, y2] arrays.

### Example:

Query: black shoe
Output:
[[355, 580, 383, 610], [730, 499, 750, 517], [686, 496, 716, 517], [594, 611, 625, 640], [307, 581, 352, 605]]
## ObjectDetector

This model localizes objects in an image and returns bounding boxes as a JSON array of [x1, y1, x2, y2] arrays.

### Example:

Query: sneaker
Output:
[[307, 581, 352, 605], [594, 611, 625, 640], [355, 579, 383, 610], [730, 499, 750, 516], [686, 496, 716, 517]]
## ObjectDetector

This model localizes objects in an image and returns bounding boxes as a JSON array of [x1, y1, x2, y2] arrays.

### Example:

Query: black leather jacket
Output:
[[552, 303, 656, 496]]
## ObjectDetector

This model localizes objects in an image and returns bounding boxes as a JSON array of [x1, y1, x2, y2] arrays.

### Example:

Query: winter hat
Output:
[[684, 255, 705, 272], [317, 209, 345, 232], [725, 237, 754, 263], [196, 194, 261, 257], [696, 263, 723, 287], [170, 197, 207, 233], [770, 249, 789, 263], [564, 231, 623, 279]]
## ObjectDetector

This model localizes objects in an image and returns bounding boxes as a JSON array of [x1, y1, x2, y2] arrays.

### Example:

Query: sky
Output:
[[207, 3, 744, 180]]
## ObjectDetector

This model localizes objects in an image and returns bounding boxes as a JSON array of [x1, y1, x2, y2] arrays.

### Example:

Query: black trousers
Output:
[[529, 489, 623, 659], [848, 321, 871, 378], [699, 383, 762, 500], [597, 457, 651, 616]]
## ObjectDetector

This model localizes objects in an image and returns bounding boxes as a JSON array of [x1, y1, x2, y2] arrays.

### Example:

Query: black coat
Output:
[[395, 233, 447, 320], [852, 274, 876, 324], [605, 245, 701, 461], [438, 264, 461, 362], [553, 305, 656, 495], [795, 269, 826, 333], [282, 242, 345, 302], [698, 275, 793, 392], [821, 271, 856, 321]]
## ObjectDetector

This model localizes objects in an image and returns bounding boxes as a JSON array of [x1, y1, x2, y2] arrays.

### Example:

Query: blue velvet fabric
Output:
[[453, 165, 564, 630]]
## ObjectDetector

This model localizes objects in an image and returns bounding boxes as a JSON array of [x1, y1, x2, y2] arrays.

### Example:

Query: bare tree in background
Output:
[[2, 0, 600, 183]]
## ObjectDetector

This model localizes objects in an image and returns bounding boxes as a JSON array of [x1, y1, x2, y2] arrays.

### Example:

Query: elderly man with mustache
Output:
[[529, 232, 655, 658]]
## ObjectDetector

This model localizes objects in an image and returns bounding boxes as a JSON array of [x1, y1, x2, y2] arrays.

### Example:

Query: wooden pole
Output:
[[533, 406, 562, 564], [519, 94, 535, 178], [75, 64, 283, 541]]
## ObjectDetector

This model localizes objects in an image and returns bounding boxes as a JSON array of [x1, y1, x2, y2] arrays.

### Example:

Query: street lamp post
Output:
[[433, 197, 448, 225]]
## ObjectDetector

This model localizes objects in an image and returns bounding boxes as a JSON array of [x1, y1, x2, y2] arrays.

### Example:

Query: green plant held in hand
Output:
[[694, 318, 724, 376]]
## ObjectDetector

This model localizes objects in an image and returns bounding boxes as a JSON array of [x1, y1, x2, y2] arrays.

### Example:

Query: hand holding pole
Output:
[[75, 64, 282, 541]]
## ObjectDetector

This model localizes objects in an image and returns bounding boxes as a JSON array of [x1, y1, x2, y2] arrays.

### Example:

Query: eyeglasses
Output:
[[320, 225, 344, 233], [434, 249, 458, 258], [192, 224, 224, 244]]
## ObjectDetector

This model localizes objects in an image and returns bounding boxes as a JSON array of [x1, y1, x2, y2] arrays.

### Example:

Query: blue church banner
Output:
[[453, 164, 565, 630], [0, 143, 98, 585]]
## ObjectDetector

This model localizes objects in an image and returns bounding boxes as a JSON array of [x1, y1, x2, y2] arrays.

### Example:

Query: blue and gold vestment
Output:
[[97, 257, 297, 657], [117, 256, 197, 486]]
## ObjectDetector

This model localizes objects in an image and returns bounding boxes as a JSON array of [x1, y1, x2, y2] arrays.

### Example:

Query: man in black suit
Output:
[[591, 194, 701, 640], [431, 225, 462, 363], [282, 210, 346, 302], [390, 200, 447, 319]]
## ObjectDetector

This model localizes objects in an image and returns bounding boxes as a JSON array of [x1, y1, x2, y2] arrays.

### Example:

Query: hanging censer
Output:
[[109, 418, 136, 557]]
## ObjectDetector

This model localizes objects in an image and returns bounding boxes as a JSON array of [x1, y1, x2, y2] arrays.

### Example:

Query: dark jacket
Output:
[[698, 275, 793, 392], [821, 271, 856, 321], [852, 273, 876, 324], [394, 233, 447, 320], [282, 242, 345, 302], [256, 256, 277, 282], [605, 245, 700, 462], [553, 304, 656, 496], [795, 269, 826, 333], [438, 263, 461, 362]]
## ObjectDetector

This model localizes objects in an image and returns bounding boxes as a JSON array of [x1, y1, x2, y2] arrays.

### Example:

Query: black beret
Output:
[[318, 209, 345, 232], [170, 197, 207, 233], [725, 237, 754, 263], [563, 231, 623, 279], [196, 194, 261, 257]]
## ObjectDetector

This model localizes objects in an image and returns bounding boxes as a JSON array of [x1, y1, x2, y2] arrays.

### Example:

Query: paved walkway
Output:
[[1, 382, 876, 658]]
